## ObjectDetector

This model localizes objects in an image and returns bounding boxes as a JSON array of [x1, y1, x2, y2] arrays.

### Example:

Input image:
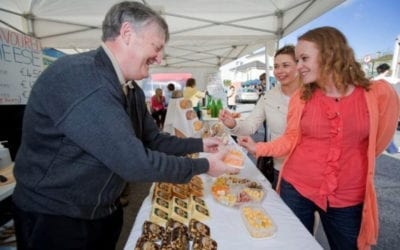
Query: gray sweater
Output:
[[13, 48, 208, 219]]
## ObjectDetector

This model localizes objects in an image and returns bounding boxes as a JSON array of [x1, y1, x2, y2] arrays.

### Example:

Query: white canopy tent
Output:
[[0, 0, 344, 85]]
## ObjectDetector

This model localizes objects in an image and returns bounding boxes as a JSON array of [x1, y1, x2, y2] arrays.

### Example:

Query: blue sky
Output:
[[280, 0, 400, 60]]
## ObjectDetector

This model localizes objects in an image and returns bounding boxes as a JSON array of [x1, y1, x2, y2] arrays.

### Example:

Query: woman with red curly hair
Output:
[[239, 26, 400, 250]]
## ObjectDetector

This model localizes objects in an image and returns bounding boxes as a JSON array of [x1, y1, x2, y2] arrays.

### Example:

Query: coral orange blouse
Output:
[[283, 87, 369, 210], [255, 80, 400, 250]]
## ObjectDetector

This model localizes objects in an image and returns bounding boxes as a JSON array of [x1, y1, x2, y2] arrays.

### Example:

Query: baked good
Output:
[[170, 205, 189, 225], [189, 184, 203, 197], [190, 195, 206, 208], [161, 226, 189, 250], [165, 218, 188, 236], [193, 120, 203, 131], [142, 220, 165, 241], [192, 235, 217, 250], [191, 204, 210, 222], [172, 196, 189, 210], [150, 207, 169, 226], [134, 236, 160, 250], [185, 110, 197, 120], [172, 185, 189, 199], [153, 196, 171, 212], [189, 219, 210, 240], [179, 99, 192, 109], [190, 176, 203, 187]]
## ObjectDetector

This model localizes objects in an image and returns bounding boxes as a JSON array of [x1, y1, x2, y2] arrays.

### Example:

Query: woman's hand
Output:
[[237, 136, 257, 155], [218, 109, 236, 129]]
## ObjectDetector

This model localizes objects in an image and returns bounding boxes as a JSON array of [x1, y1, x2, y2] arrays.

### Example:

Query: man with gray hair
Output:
[[12, 2, 238, 249]]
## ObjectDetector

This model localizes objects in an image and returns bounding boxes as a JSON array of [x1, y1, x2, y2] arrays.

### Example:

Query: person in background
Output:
[[11, 2, 238, 249], [374, 63, 400, 85], [256, 73, 267, 98], [227, 85, 237, 111], [183, 77, 205, 119], [373, 63, 400, 153], [151, 88, 167, 129], [165, 82, 175, 107], [219, 45, 300, 189], [238, 26, 399, 249]]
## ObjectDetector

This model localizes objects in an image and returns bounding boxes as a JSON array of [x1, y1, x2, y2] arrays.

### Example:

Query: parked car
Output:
[[235, 88, 259, 103]]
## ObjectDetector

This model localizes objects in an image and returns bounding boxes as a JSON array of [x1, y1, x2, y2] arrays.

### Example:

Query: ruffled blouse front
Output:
[[283, 87, 369, 210]]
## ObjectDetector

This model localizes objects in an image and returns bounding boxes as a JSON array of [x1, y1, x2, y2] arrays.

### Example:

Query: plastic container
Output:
[[211, 176, 265, 207], [240, 204, 277, 239], [0, 141, 12, 169], [223, 148, 245, 169]]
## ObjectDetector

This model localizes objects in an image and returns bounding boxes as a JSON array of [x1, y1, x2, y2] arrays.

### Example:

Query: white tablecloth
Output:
[[124, 150, 322, 250], [163, 98, 202, 138]]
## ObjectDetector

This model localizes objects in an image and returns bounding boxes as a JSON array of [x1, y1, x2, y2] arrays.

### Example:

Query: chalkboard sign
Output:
[[0, 27, 43, 105]]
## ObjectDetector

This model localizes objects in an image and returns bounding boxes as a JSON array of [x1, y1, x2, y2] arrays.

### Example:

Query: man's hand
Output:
[[206, 147, 240, 177], [203, 137, 222, 153]]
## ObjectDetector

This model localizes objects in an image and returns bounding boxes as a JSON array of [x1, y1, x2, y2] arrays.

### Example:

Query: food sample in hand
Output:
[[223, 148, 245, 168]]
